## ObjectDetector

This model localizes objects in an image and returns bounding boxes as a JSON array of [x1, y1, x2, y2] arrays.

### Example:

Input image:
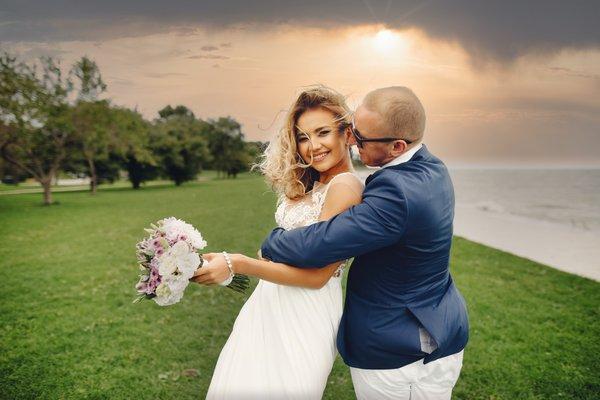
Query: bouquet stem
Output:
[[227, 274, 251, 293]]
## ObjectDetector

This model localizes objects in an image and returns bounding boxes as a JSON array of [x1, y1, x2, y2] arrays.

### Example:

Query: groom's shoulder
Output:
[[365, 168, 402, 190], [395, 147, 448, 175]]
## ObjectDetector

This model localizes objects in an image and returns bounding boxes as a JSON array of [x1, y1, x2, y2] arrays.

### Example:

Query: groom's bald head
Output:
[[362, 86, 426, 143]]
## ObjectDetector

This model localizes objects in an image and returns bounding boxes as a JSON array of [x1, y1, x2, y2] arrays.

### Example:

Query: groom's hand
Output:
[[190, 253, 231, 285]]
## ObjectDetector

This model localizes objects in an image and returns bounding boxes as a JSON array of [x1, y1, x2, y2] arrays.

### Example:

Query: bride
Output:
[[193, 85, 365, 399]]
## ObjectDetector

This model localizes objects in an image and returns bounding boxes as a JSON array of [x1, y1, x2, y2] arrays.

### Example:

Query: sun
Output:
[[373, 29, 401, 53]]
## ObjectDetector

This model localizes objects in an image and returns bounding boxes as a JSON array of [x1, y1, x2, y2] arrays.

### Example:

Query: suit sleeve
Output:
[[260, 172, 408, 267]]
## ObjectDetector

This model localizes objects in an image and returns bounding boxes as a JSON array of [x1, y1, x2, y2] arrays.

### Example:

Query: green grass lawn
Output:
[[0, 174, 598, 399]]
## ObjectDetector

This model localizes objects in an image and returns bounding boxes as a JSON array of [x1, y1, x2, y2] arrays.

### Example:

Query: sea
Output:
[[448, 168, 600, 233], [357, 167, 600, 280]]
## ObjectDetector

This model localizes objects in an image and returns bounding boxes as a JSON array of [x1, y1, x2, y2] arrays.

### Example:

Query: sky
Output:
[[1, 0, 599, 166]]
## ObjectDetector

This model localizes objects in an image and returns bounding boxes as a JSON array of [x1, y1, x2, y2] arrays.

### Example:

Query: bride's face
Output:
[[295, 108, 350, 173]]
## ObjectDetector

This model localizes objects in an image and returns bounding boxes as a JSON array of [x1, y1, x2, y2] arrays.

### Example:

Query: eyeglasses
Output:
[[350, 117, 412, 148]]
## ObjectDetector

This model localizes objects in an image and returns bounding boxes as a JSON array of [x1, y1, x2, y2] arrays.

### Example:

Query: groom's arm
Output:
[[261, 172, 408, 268]]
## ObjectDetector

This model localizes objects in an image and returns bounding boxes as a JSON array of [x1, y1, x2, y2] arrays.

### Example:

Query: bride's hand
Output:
[[191, 252, 234, 285]]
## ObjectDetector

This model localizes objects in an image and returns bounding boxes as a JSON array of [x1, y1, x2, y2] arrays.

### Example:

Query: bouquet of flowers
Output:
[[134, 217, 249, 306]]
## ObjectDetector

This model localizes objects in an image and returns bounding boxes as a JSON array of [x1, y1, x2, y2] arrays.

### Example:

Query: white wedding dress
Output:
[[206, 172, 361, 399]]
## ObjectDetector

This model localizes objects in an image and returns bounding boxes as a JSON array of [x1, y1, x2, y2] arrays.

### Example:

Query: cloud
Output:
[[548, 67, 600, 81], [220, 42, 232, 48], [0, 1, 598, 63], [107, 76, 135, 86], [144, 72, 188, 78], [201, 45, 219, 51], [187, 54, 229, 60]]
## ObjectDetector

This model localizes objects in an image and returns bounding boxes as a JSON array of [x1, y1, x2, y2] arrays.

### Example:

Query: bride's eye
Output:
[[319, 130, 330, 136], [297, 136, 308, 142]]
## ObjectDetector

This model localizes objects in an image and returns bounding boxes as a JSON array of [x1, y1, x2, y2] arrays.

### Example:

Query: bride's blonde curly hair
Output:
[[255, 85, 352, 200]]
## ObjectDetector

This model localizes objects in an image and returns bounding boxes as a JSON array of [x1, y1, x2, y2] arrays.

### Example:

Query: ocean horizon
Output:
[[357, 166, 600, 280]]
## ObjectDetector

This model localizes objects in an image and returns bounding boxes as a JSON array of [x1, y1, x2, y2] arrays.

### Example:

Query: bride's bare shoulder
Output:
[[318, 173, 364, 220], [328, 172, 365, 192]]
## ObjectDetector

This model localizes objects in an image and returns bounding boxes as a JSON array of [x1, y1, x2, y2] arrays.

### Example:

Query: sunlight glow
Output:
[[373, 29, 401, 53]]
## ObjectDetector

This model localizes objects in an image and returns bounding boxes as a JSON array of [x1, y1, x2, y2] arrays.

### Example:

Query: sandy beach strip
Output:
[[454, 204, 600, 281]]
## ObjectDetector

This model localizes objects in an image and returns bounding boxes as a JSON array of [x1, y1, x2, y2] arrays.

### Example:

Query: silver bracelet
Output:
[[222, 251, 235, 280]]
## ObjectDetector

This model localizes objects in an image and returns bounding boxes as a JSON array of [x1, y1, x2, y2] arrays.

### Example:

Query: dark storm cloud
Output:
[[1, 1, 599, 62]]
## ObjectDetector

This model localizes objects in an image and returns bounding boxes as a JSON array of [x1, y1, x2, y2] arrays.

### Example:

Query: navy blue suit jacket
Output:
[[261, 145, 469, 369]]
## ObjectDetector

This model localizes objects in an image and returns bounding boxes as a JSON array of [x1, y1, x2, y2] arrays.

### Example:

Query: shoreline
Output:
[[356, 169, 600, 282], [454, 204, 600, 281]]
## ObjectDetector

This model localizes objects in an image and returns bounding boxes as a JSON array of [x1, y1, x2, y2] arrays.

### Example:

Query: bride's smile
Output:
[[312, 151, 329, 162]]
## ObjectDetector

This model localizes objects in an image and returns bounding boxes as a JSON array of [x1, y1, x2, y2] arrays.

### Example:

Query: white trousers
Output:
[[350, 351, 464, 400]]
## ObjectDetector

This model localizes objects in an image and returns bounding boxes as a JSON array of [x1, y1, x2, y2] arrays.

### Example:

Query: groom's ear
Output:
[[391, 139, 408, 156]]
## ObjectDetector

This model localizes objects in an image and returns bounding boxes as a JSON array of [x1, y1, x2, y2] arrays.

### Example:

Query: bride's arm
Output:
[[227, 254, 341, 289], [193, 175, 364, 289]]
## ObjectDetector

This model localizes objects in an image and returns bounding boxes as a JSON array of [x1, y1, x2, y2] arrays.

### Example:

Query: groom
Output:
[[259, 87, 468, 399]]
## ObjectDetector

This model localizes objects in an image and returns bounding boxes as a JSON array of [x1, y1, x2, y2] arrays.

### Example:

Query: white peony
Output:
[[156, 241, 200, 279], [159, 217, 207, 250], [170, 240, 190, 257], [154, 281, 185, 306], [180, 252, 201, 279], [157, 253, 178, 276], [165, 275, 189, 293], [155, 282, 171, 297]]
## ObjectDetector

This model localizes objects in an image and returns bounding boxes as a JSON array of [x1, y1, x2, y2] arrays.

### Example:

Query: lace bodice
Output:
[[274, 172, 361, 279], [274, 184, 326, 230]]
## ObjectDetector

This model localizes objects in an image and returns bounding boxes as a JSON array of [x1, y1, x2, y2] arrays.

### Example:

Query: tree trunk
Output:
[[87, 157, 97, 195], [41, 178, 53, 205]]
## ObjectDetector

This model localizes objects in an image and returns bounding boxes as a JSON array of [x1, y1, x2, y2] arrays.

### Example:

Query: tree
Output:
[[152, 112, 211, 186], [158, 104, 195, 120], [112, 107, 159, 189], [95, 153, 122, 184], [69, 100, 114, 194], [69, 56, 110, 194], [0, 53, 74, 205], [207, 117, 252, 178], [72, 56, 106, 102]]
